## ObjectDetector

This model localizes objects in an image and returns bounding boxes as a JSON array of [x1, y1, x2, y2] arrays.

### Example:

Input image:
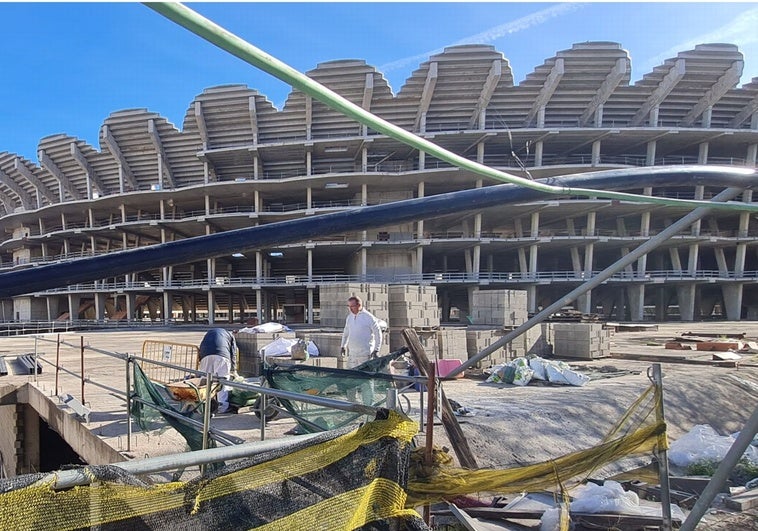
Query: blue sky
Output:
[[1, 2, 757, 163]]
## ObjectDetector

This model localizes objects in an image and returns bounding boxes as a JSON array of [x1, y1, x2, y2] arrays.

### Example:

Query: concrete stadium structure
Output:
[[0, 42, 757, 324]]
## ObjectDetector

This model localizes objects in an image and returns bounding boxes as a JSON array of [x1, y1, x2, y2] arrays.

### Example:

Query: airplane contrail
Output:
[[379, 3, 585, 73]]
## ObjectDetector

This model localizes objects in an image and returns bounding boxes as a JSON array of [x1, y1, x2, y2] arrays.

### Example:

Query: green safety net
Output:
[[130, 362, 217, 452], [264, 349, 408, 433]]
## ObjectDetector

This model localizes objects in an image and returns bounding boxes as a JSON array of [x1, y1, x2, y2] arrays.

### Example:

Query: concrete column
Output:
[[307, 248, 313, 279], [676, 284, 696, 321], [646, 141, 657, 166], [747, 144, 757, 167], [537, 107, 546, 128], [526, 285, 537, 314], [94, 292, 106, 321], [702, 107, 712, 128], [253, 154, 259, 179], [256, 289, 262, 324], [126, 293, 135, 321], [307, 288, 314, 325], [45, 297, 60, 321], [67, 293, 80, 322], [698, 143, 709, 164], [361, 146, 368, 172], [418, 150, 425, 170], [162, 290, 173, 324], [256, 251, 263, 282], [417, 182, 425, 238], [628, 285, 646, 321], [472, 245, 480, 280], [722, 284, 744, 321], [534, 141, 543, 166], [649, 106, 659, 126], [361, 247, 367, 278], [207, 290, 215, 325], [306, 151, 312, 176], [517, 248, 528, 277], [591, 140, 601, 166], [306, 187, 312, 209], [416, 246, 424, 277], [594, 104, 604, 127]]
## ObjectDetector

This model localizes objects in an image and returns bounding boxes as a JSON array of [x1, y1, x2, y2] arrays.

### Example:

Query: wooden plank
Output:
[[610, 352, 739, 367], [402, 328, 478, 470], [725, 490, 758, 511], [461, 507, 682, 528]]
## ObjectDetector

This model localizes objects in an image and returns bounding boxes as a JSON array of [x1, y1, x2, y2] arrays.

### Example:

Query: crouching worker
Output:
[[198, 328, 238, 414]]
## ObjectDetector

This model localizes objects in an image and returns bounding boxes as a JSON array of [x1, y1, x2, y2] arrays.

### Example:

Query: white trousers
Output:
[[199, 355, 231, 407]]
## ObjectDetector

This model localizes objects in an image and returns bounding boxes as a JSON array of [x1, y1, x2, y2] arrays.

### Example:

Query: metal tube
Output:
[[259, 392, 266, 441], [34, 336, 38, 383], [446, 186, 745, 378], [0, 168, 755, 299], [126, 356, 132, 453], [40, 430, 327, 490], [202, 371, 212, 452], [80, 335, 85, 404], [680, 404, 758, 531], [55, 333, 60, 395], [423, 363, 436, 525], [651, 364, 672, 531]]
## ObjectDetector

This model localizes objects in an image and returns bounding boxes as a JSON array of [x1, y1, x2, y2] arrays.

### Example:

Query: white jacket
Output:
[[341, 309, 383, 363]]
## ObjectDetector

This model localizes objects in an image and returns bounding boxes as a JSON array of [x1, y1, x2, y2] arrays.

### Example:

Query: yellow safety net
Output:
[[0, 382, 666, 530]]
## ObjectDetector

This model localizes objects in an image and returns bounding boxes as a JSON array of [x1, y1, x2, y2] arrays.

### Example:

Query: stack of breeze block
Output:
[[551, 322, 611, 359], [318, 283, 389, 328], [464, 289, 551, 369], [387, 285, 441, 353]]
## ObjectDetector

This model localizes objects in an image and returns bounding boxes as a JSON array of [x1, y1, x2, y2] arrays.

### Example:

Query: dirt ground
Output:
[[429, 321, 758, 529]]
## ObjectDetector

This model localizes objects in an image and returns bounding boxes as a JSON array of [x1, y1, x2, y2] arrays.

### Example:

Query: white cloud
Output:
[[379, 3, 585, 73]]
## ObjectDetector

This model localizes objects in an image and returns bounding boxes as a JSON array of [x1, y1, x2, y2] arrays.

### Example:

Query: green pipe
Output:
[[146, 3, 758, 213]]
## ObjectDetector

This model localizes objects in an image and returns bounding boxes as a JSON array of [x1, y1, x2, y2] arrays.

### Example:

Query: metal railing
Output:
[[29, 268, 758, 296]]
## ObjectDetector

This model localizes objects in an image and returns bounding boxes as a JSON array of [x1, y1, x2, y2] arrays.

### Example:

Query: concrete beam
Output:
[[0, 168, 33, 209], [305, 95, 312, 141], [248, 96, 259, 144], [13, 157, 56, 206], [0, 188, 15, 213], [361, 72, 374, 111], [70, 142, 107, 198], [38, 149, 83, 201], [728, 92, 758, 128], [414, 62, 438, 132], [524, 58, 564, 127], [147, 119, 177, 190], [101, 126, 140, 192], [578, 57, 628, 127], [630, 59, 685, 126], [680, 61, 743, 127], [468, 60, 502, 129], [194, 101, 209, 146]]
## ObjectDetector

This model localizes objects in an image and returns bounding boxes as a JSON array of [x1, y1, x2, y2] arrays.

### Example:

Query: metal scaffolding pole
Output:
[[40, 431, 327, 490]]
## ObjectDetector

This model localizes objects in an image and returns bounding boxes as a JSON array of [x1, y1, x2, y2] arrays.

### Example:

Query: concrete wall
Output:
[[12, 297, 48, 321]]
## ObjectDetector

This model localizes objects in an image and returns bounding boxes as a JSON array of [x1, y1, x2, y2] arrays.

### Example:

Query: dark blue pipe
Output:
[[1, 166, 755, 298]]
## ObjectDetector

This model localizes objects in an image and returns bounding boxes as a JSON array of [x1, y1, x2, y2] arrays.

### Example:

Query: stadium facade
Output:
[[0, 42, 757, 324]]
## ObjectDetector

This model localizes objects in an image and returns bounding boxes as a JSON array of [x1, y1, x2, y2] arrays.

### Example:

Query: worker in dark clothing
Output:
[[198, 328, 238, 413]]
